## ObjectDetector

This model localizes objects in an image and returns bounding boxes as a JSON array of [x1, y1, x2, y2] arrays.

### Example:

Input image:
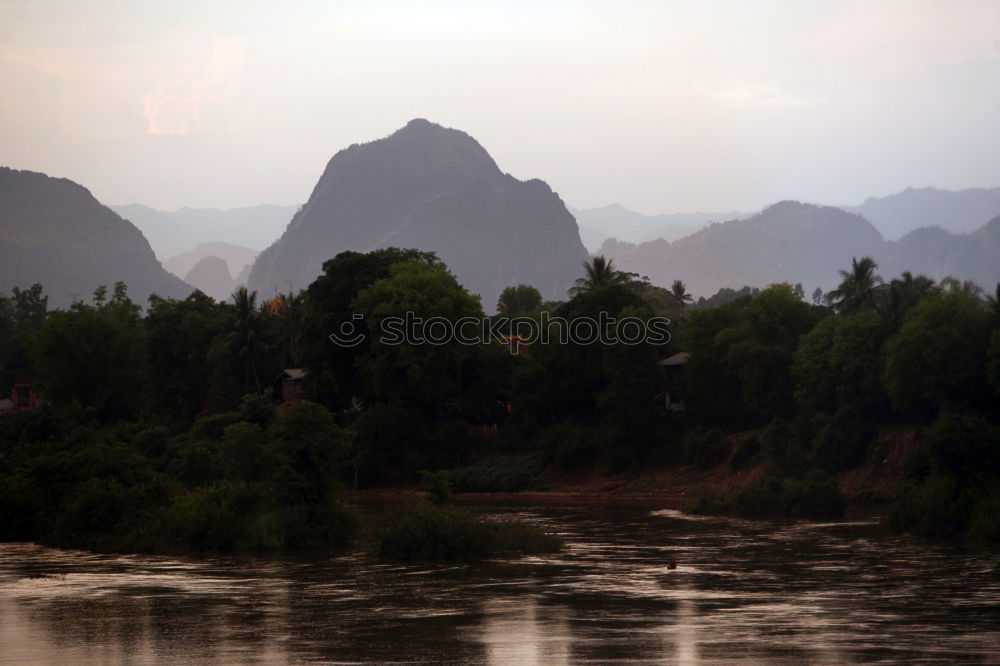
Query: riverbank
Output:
[[348, 425, 921, 520]]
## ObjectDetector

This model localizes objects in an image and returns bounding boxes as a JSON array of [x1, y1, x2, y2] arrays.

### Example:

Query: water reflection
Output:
[[1, 506, 999, 664]]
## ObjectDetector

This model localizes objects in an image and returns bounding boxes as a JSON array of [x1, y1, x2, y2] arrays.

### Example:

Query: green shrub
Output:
[[191, 412, 242, 441], [376, 502, 561, 561], [728, 435, 761, 471], [682, 428, 728, 468], [689, 468, 844, 520], [811, 406, 869, 474], [761, 417, 810, 477], [448, 457, 544, 493], [539, 423, 607, 470], [418, 469, 453, 504]]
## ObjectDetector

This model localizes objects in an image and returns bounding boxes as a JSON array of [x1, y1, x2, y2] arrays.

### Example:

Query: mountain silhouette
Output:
[[247, 119, 588, 308], [112, 203, 297, 259], [183, 255, 238, 302], [602, 201, 1000, 297], [0, 167, 191, 308], [847, 186, 1000, 240]]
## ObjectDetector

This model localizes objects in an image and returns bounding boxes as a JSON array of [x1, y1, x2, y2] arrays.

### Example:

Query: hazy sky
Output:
[[2, 0, 999, 213]]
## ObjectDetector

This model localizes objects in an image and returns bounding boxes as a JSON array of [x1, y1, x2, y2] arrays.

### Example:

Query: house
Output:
[[657, 352, 690, 411], [1, 377, 41, 414], [275, 368, 306, 405]]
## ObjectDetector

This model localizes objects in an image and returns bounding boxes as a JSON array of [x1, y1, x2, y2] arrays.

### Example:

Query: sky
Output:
[[2, 0, 999, 213]]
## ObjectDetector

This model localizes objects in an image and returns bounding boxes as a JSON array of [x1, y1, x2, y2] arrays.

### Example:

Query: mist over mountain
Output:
[[111, 203, 298, 260], [248, 119, 588, 307], [846, 186, 1000, 241], [882, 216, 1000, 290], [601, 202, 884, 297], [162, 242, 258, 286], [570, 204, 747, 252], [183, 256, 238, 302], [0, 167, 191, 308], [602, 200, 1000, 298]]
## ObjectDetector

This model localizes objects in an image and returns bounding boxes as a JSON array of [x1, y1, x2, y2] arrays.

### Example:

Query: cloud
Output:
[[142, 36, 245, 135], [711, 83, 824, 109]]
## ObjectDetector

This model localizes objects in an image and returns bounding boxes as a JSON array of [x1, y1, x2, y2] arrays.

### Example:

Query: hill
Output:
[[601, 201, 885, 296], [603, 201, 1000, 298], [248, 119, 588, 307], [0, 167, 192, 309], [570, 204, 747, 251], [847, 186, 1000, 240], [112, 203, 297, 259], [183, 256, 238, 302], [162, 242, 258, 285]]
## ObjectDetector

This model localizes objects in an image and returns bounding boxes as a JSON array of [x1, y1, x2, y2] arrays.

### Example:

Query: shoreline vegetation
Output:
[[2, 250, 999, 557]]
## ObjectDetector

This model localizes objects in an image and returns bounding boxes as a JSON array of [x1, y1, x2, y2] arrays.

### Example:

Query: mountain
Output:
[[602, 201, 1000, 298], [183, 256, 237, 302], [111, 203, 298, 259], [0, 167, 192, 308], [163, 242, 258, 285], [601, 201, 885, 296], [248, 119, 588, 308], [881, 217, 1000, 290], [847, 187, 1000, 241], [570, 204, 748, 251]]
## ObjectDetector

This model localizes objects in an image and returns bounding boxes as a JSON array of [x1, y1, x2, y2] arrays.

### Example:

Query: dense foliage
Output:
[[2, 251, 999, 550]]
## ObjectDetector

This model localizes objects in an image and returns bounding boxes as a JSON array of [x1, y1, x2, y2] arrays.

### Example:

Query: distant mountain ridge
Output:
[[0, 167, 192, 308], [112, 203, 297, 260], [183, 256, 239, 302], [570, 203, 748, 252], [163, 242, 258, 284], [601, 201, 1000, 298], [845, 186, 1000, 241], [249, 119, 588, 307]]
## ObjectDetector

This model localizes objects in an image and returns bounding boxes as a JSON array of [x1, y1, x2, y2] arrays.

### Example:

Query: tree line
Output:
[[1, 249, 998, 550]]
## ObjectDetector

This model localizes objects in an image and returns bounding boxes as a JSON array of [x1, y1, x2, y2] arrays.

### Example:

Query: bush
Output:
[[418, 469, 453, 504], [682, 428, 728, 468], [887, 413, 1000, 540], [761, 418, 810, 477], [539, 423, 607, 470], [191, 412, 242, 441], [375, 501, 562, 561], [448, 457, 544, 493], [811, 406, 869, 474], [729, 435, 761, 471], [689, 468, 845, 520]]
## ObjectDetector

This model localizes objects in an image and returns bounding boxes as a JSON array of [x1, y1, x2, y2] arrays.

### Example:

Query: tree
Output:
[[879, 271, 936, 330], [298, 248, 438, 409], [496, 284, 542, 316], [567, 256, 631, 296], [10, 284, 48, 332], [670, 280, 693, 306], [812, 287, 823, 306], [229, 286, 265, 393], [30, 283, 148, 420], [827, 256, 883, 314], [145, 291, 232, 418], [682, 283, 818, 421], [882, 290, 993, 414], [792, 312, 887, 418], [352, 259, 484, 410]]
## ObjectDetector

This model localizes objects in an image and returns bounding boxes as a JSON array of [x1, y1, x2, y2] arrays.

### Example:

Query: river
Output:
[[1, 504, 998, 664]]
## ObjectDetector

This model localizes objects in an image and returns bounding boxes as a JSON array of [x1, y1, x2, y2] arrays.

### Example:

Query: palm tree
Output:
[[879, 271, 935, 327], [670, 280, 693, 306], [231, 286, 263, 393], [827, 256, 883, 314], [273, 291, 305, 369], [568, 255, 631, 296], [940, 276, 984, 299]]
